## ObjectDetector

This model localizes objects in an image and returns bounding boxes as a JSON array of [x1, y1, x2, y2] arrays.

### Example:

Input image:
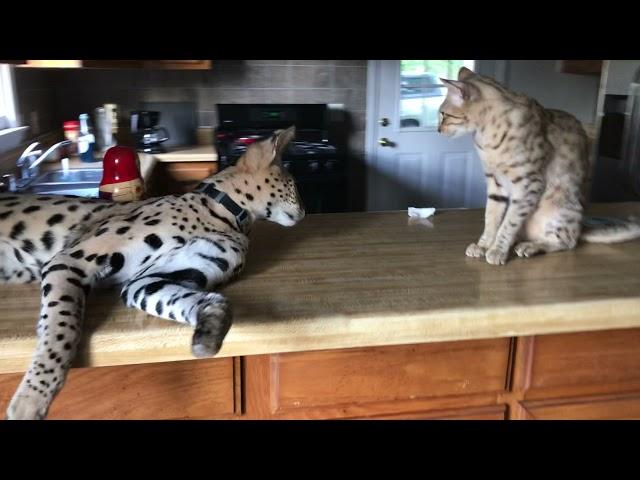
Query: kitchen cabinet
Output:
[[82, 60, 213, 70], [509, 328, 640, 419], [558, 60, 603, 75], [3, 328, 640, 419], [141, 60, 213, 70], [6, 60, 212, 70], [242, 328, 640, 419]]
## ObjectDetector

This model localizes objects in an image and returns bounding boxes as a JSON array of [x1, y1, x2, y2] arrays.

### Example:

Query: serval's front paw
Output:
[[6, 392, 49, 420], [191, 293, 233, 358], [485, 247, 509, 266], [465, 243, 486, 258]]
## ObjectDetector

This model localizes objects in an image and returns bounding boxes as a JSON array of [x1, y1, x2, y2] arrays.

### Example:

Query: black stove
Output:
[[214, 104, 348, 213]]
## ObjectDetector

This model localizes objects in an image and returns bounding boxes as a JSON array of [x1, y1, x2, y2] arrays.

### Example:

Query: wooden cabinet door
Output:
[[510, 329, 640, 419], [513, 329, 640, 401], [244, 339, 512, 419], [0, 358, 240, 420]]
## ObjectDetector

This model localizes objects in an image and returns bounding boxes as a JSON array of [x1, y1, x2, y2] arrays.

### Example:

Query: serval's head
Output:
[[215, 126, 305, 227]]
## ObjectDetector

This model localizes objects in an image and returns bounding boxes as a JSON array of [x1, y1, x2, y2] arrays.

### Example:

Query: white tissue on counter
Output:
[[408, 207, 436, 219]]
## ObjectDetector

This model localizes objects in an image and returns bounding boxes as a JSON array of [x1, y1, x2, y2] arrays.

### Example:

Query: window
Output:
[[0, 64, 31, 154], [0, 63, 19, 130], [399, 60, 475, 129]]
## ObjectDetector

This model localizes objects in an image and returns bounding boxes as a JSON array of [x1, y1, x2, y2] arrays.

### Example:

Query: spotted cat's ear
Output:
[[457, 66, 474, 81], [440, 78, 479, 106], [236, 125, 296, 173], [270, 125, 296, 166]]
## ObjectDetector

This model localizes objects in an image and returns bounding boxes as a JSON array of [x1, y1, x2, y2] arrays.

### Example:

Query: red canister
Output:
[[99, 146, 145, 202]]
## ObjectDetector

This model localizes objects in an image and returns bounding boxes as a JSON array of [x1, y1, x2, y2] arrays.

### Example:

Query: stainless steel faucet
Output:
[[12, 140, 72, 191]]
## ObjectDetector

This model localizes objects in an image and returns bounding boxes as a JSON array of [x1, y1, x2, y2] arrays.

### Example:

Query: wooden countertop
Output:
[[1, 203, 640, 374]]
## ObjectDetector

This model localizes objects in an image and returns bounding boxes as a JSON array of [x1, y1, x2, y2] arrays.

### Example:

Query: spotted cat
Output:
[[2, 126, 304, 420], [438, 67, 640, 265]]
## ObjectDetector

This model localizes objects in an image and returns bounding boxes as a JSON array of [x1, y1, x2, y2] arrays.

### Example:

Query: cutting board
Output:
[[139, 101, 198, 148]]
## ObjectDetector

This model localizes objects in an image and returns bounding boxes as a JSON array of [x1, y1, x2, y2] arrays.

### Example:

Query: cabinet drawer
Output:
[[148, 162, 218, 195], [523, 393, 640, 420], [364, 405, 507, 420], [269, 339, 510, 414], [0, 358, 238, 419], [162, 162, 218, 182], [522, 329, 640, 391], [558, 60, 602, 75]]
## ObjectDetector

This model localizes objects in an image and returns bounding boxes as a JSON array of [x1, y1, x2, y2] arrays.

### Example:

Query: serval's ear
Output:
[[440, 78, 480, 106], [457, 66, 475, 81], [270, 125, 296, 166], [236, 126, 296, 173]]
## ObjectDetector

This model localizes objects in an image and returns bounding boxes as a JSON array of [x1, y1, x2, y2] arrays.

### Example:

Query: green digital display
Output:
[[263, 111, 283, 119]]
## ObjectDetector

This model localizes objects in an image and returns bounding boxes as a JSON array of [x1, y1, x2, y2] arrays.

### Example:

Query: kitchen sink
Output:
[[36, 169, 103, 184], [21, 168, 103, 197]]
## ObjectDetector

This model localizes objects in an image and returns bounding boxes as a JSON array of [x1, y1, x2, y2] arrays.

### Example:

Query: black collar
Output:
[[194, 182, 250, 231]]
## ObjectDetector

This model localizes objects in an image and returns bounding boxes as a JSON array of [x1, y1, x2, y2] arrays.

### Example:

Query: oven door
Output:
[[294, 173, 349, 214]]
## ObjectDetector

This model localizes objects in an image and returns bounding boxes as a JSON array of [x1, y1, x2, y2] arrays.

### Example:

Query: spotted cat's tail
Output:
[[580, 215, 640, 244]]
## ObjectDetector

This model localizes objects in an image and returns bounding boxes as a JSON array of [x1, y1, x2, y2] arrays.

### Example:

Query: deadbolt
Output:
[[379, 117, 390, 126]]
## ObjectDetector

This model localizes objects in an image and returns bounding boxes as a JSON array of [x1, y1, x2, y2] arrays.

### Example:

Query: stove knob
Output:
[[309, 161, 320, 172], [283, 161, 292, 171]]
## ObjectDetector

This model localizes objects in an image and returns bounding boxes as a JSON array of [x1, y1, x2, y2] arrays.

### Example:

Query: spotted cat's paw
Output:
[[514, 242, 544, 258], [6, 392, 48, 420], [191, 294, 233, 358], [465, 243, 486, 258], [485, 247, 509, 266]]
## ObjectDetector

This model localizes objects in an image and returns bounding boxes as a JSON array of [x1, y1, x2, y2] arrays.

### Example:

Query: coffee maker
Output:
[[130, 111, 170, 153]]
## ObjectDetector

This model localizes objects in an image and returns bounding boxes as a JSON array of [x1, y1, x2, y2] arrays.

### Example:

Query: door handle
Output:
[[378, 137, 394, 147]]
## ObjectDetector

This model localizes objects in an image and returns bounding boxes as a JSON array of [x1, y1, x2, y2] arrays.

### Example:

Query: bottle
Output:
[[78, 113, 96, 163], [104, 103, 119, 137], [95, 107, 116, 151], [63, 120, 80, 156]]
